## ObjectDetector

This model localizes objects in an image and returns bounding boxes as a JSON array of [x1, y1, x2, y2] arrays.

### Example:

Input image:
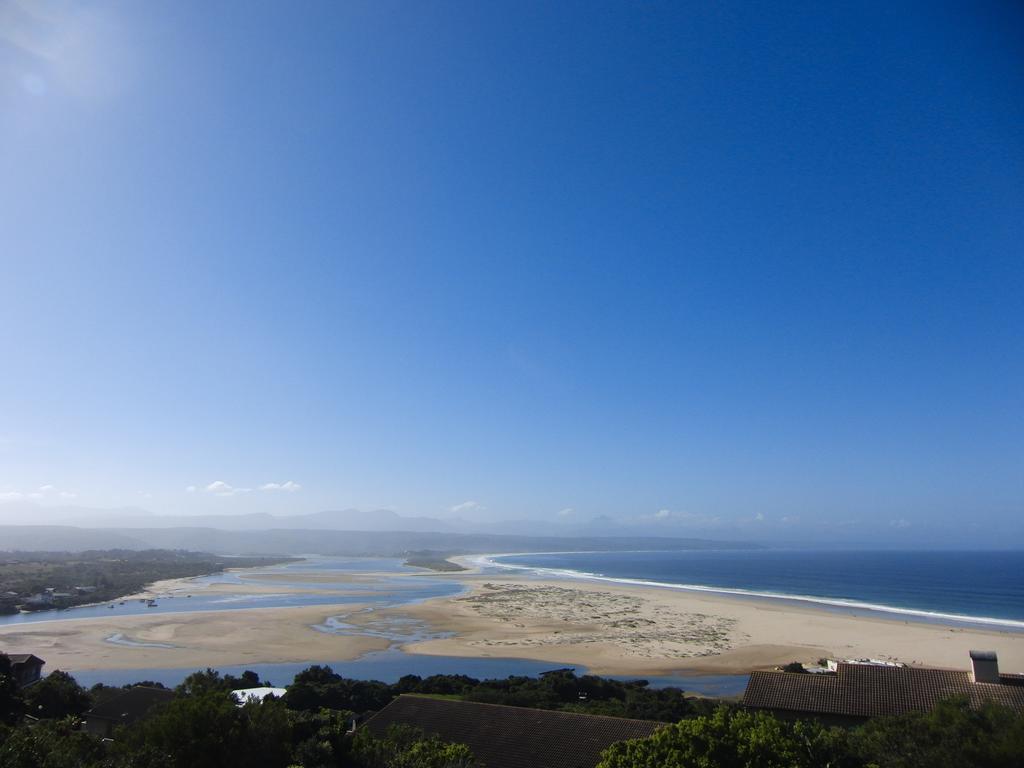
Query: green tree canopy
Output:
[[0, 654, 24, 726], [852, 698, 1024, 768], [115, 689, 292, 768], [596, 706, 855, 768], [350, 724, 475, 768], [0, 717, 108, 768], [23, 670, 91, 719]]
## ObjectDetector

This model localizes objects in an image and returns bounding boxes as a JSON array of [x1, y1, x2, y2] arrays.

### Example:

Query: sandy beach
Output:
[[0, 602, 389, 671], [127, 580, 369, 598], [382, 575, 1024, 675], [2, 563, 1021, 680]]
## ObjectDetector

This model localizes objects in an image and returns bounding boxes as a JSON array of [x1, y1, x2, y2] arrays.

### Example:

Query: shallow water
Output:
[[65, 651, 751, 696], [0, 556, 461, 627], [5, 554, 760, 695]]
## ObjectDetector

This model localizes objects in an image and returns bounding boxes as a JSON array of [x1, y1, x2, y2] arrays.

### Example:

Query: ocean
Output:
[[488, 549, 1024, 629]]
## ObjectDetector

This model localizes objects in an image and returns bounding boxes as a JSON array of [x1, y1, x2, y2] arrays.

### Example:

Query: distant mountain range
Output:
[[0, 500, 770, 555], [0, 503, 460, 533], [0, 524, 763, 557]]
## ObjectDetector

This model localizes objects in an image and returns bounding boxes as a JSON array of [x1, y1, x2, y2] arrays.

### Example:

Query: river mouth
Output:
[[0, 556, 463, 628]]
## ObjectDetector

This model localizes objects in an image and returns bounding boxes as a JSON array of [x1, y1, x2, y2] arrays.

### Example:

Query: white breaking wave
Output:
[[474, 553, 1024, 631]]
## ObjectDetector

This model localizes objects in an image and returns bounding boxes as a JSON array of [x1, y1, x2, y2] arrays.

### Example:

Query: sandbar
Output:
[[0, 603, 389, 671], [381, 576, 1024, 675]]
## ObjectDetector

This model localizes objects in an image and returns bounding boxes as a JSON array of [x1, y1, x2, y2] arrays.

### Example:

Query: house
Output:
[[743, 650, 1024, 724], [362, 695, 664, 768], [83, 686, 176, 737], [7, 654, 45, 687]]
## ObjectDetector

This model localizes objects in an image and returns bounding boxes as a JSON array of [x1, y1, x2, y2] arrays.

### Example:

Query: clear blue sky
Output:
[[1, 1, 1021, 545]]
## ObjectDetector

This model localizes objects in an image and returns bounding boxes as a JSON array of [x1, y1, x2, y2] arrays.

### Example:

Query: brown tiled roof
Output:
[[363, 695, 664, 768], [744, 663, 1024, 719]]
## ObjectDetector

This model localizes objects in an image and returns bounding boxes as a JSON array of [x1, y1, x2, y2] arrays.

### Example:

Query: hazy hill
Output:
[[0, 525, 151, 551], [0, 525, 761, 557], [0, 502, 455, 532]]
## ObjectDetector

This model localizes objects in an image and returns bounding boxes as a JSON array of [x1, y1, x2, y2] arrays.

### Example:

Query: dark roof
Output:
[[363, 695, 664, 768], [744, 663, 1024, 719], [87, 686, 176, 726], [970, 650, 997, 661], [7, 654, 44, 667]]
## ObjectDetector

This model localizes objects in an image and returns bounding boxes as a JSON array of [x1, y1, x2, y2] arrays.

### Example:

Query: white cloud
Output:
[[754, 512, 765, 522], [889, 518, 911, 529], [192, 479, 300, 496], [654, 509, 671, 520], [450, 500, 485, 514], [557, 507, 575, 518], [0, 484, 77, 501], [260, 481, 302, 492], [204, 480, 250, 497]]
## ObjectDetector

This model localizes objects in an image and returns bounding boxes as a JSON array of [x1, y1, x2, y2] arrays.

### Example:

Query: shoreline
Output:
[[382, 573, 1024, 676], [2, 556, 1021, 680], [470, 552, 1024, 632]]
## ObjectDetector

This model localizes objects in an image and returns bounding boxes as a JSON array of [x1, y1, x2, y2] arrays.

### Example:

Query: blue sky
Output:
[[1, 1, 1022, 545]]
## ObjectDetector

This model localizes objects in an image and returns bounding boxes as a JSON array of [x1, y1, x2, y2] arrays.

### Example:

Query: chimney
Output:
[[969, 650, 1000, 684]]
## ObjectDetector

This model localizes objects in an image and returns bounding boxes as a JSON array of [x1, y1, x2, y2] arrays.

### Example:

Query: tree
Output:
[[284, 667, 391, 714], [0, 654, 24, 726], [596, 706, 855, 768], [23, 670, 91, 719], [289, 707, 354, 767], [0, 717, 107, 768], [232, 670, 268, 689], [852, 698, 1024, 768], [176, 668, 231, 697], [350, 725, 475, 768], [116, 689, 292, 768]]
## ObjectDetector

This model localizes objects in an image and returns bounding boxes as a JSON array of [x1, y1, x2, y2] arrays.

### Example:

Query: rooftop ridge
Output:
[[394, 693, 666, 726]]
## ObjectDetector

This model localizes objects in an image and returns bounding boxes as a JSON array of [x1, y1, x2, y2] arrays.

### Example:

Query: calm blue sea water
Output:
[[491, 550, 1024, 627]]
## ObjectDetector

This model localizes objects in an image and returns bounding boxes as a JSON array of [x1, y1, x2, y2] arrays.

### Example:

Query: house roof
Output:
[[86, 686, 176, 726], [7, 654, 44, 667], [743, 663, 1024, 719], [363, 695, 664, 768]]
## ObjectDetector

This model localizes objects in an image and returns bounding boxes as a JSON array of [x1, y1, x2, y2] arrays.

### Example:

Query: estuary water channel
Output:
[[0, 555, 750, 697]]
